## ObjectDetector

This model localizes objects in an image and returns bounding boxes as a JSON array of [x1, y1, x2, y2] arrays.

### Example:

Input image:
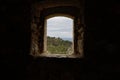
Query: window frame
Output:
[[30, 6, 84, 58], [43, 15, 75, 57]]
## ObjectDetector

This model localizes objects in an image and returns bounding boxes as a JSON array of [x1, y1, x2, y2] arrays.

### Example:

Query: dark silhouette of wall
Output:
[[0, 0, 120, 80]]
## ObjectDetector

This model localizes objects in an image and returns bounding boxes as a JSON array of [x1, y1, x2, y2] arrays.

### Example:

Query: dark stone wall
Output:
[[84, 0, 120, 79], [0, 0, 120, 80], [85, 0, 120, 63], [0, 1, 31, 79]]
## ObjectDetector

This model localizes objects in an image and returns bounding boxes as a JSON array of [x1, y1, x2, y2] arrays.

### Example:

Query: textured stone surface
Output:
[[30, 0, 84, 58], [0, 0, 120, 80]]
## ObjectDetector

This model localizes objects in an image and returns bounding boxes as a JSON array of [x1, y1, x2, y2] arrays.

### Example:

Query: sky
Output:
[[47, 16, 73, 40]]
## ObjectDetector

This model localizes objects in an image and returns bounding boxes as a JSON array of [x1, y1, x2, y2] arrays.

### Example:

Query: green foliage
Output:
[[47, 36, 72, 54]]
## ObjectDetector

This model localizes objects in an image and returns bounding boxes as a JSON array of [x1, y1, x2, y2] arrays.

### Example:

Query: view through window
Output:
[[46, 16, 74, 54]]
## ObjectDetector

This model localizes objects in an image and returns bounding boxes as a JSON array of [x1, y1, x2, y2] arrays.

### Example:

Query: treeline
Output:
[[47, 36, 72, 54]]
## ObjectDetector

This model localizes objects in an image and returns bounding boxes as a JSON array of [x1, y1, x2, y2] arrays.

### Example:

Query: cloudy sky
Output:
[[47, 16, 73, 39]]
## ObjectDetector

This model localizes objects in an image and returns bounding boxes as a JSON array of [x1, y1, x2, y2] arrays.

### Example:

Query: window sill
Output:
[[33, 53, 82, 58]]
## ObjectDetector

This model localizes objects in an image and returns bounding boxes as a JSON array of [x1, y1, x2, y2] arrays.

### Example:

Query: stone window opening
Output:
[[43, 15, 74, 57], [30, 7, 84, 58]]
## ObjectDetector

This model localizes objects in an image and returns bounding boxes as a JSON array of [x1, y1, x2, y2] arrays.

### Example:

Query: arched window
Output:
[[44, 16, 74, 56], [30, 7, 84, 58]]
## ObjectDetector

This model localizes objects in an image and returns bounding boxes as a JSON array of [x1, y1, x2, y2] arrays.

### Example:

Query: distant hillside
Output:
[[47, 36, 73, 54], [62, 38, 73, 42]]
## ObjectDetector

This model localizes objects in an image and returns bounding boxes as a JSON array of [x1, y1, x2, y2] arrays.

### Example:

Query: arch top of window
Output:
[[44, 13, 75, 20]]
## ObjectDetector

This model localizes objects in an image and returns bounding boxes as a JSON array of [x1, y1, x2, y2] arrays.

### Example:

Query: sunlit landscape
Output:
[[47, 16, 73, 54]]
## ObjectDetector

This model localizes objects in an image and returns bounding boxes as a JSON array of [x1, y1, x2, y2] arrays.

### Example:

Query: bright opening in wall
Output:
[[45, 16, 74, 55]]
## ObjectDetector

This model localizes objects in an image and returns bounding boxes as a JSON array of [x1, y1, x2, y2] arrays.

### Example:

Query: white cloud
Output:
[[47, 16, 73, 39], [47, 31, 72, 38]]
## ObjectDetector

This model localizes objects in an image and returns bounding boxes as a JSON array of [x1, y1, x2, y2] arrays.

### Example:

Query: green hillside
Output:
[[47, 36, 72, 54]]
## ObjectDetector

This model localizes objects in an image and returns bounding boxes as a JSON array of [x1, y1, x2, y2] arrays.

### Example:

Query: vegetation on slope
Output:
[[47, 36, 72, 54]]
